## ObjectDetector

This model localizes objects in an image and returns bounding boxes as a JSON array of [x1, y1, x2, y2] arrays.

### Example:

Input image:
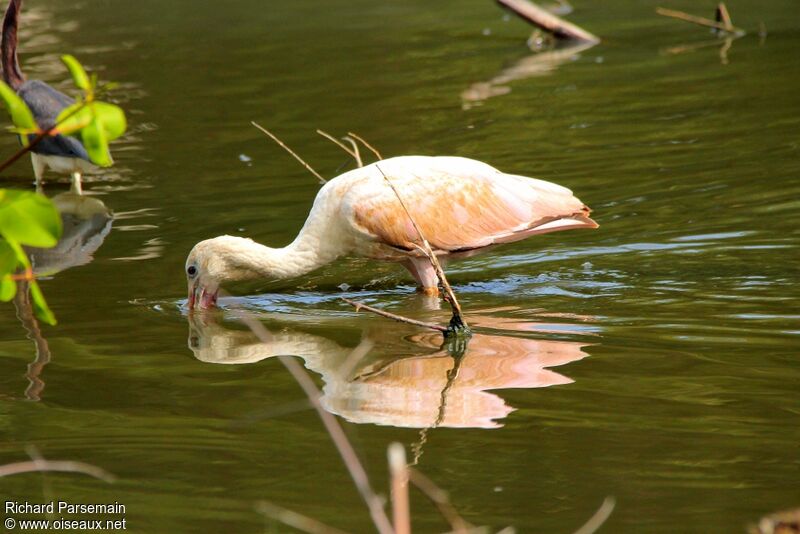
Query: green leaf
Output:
[[0, 80, 37, 130], [61, 54, 91, 92], [0, 239, 16, 276], [80, 119, 112, 167], [57, 102, 126, 143], [0, 274, 16, 301], [93, 102, 126, 141], [0, 189, 62, 247], [55, 103, 92, 135], [30, 279, 56, 325]]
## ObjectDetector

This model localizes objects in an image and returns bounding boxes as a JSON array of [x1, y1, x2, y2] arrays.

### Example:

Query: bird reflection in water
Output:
[[12, 192, 113, 400], [461, 41, 596, 109], [187, 310, 590, 430]]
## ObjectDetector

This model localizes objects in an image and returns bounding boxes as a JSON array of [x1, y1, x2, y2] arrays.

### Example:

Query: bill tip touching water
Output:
[[186, 155, 597, 310]]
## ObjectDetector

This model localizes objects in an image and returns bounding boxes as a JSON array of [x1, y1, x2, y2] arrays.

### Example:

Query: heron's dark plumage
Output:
[[17, 80, 90, 160], [2, 0, 90, 161]]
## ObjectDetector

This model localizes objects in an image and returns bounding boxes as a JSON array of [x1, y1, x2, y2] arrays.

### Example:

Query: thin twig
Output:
[[231, 307, 393, 534], [255, 501, 350, 534], [656, 7, 744, 34], [347, 132, 383, 161], [0, 99, 91, 174], [316, 129, 358, 159], [375, 164, 468, 332], [572, 497, 616, 534], [408, 468, 472, 534], [342, 297, 448, 333], [343, 136, 363, 167], [0, 458, 115, 482], [251, 121, 327, 184], [389, 443, 411, 534]]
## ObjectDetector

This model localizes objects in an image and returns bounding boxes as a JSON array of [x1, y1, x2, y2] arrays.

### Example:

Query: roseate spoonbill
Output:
[[2, 0, 102, 192], [185, 156, 598, 309]]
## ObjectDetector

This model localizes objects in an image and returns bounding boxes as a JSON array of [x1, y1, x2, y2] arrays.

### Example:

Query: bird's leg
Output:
[[70, 171, 83, 195], [402, 257, 441, 297], [31, 154, 46, 192]]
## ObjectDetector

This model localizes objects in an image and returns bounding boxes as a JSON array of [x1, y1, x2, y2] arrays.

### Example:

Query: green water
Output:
[[1, 0, 799, 532]]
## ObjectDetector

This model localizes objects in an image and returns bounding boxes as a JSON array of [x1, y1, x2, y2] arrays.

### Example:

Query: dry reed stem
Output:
[[347, 132, 383, 161], [375, 164, 468, 331], [656, 7, 744, 34], [572, 497, 616, 534], [251, 121, 327, 184], [230, 307, 393, 534], [255, 501, 349, 534], [389, 443, 411, 534], [496, 0, 599, 43], [0, 458, 114, 482], [408, 468, 473, 534], [342, 137, 363, 167], [341, 297, 448, 333], [316, 129, 358, 160]]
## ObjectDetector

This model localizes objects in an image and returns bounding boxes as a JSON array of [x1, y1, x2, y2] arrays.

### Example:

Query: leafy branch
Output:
[[0, 55, 128, 324]]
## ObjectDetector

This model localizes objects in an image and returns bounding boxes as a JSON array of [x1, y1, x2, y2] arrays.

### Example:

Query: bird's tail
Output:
[[1, 0, 25, 90]]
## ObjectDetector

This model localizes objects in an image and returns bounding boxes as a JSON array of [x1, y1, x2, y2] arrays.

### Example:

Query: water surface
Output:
[[1, 0, 799, 532]]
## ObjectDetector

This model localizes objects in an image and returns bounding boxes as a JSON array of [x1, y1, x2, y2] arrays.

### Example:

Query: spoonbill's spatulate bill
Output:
[[2, 0, 99, 192], [185, 156, 598, 309]]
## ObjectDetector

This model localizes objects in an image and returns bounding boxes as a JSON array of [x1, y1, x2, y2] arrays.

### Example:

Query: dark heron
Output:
[[1, 0, 104, 193]]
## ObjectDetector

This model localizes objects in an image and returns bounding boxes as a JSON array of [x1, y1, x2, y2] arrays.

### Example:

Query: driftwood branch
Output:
[[496, 0, 599, 44], [251, 121, 327, 184], [656, 6, 745, 35]]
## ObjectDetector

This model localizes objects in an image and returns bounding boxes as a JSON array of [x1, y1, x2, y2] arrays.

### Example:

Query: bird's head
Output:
[[185, 235, 262, 310]]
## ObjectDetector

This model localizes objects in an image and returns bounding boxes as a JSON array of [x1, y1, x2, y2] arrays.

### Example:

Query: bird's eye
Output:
[[187, 265, 198, 278]]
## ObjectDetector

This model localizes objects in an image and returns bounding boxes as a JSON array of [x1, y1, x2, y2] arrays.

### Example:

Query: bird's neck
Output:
[[229, 226, 342, 281]]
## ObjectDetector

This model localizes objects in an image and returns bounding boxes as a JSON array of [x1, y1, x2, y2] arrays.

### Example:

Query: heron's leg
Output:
[[70, 171, 83, 195], [31, 154, 46, 192], [401, 257, 440, 297]]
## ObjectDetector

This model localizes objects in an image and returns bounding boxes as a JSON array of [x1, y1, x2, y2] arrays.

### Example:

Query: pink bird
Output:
[[186, 156, 597, 309]]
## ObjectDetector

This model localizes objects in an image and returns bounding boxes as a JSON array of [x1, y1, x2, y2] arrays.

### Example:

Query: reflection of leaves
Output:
[[0, 81, 37, 140], [0, 190, 62, 247], [30, 279, 56, 325], [0, 241, 15, 301]]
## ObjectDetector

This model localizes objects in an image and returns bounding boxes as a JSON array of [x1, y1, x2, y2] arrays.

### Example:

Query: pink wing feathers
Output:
[[343, 156, 597, 253]]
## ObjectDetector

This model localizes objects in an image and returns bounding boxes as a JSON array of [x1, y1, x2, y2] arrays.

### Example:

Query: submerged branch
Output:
[[251, 121, 327, 184], [0, 458, 114, 482], [572, 497, 616, 534], [408, 468, 473, 534], [341, 297, 448, 333], [255, 501, 349, 534], [231, 307, 393, 534], [496, 0, 599, 43], [656, 7, 745, 35]]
